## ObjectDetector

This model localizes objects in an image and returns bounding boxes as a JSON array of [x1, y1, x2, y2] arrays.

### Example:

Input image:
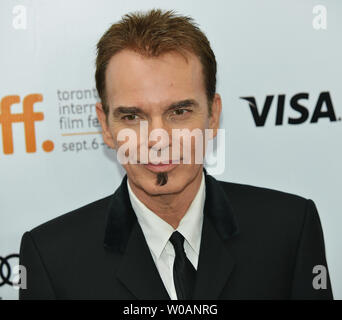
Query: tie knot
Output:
[[169, 231, 185, 253]]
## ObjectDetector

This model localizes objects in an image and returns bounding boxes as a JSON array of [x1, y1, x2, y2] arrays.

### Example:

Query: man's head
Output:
[[95, 9, 222, 196]]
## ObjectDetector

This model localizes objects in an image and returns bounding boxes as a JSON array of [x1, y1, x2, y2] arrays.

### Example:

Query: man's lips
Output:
[[143, 162, 180, 173]]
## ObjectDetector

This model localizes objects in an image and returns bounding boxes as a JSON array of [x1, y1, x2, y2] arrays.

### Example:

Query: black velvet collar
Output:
[[103, 168, 239, 253]]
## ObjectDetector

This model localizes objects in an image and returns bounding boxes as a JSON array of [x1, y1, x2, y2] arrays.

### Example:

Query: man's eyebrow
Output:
[[165, 99, 199, 111], [112, 99, 199, 117], [112, 106, 143, 117]]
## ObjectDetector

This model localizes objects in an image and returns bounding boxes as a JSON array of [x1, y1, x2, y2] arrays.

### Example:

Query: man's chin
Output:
[[125, 163, 198, 195], [135, 174, 183, 196]]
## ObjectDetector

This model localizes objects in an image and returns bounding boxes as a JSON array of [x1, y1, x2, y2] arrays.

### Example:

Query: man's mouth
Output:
[[143, 161, 180, 173]]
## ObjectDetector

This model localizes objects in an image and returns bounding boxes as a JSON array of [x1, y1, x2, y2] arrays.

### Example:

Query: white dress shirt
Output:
[[127, 172, 206, 300]]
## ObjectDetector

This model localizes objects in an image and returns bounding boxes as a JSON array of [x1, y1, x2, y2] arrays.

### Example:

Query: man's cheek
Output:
[[116, 138, 140, 163]]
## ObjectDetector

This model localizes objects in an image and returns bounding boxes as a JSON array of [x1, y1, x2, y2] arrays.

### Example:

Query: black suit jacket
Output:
[[19, 169, 333, 299]]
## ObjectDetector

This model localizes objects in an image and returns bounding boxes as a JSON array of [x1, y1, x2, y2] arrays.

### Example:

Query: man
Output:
[[19, 9, 333, 300]]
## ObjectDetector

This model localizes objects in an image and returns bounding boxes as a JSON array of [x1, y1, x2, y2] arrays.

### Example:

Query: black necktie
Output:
[[169, 231, 197, 300]]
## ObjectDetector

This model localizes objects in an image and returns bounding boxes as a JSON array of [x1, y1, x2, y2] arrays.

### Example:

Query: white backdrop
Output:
[[0, 0, 341, 300]]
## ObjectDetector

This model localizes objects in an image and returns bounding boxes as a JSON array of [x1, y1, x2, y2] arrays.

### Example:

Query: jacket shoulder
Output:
[[217, 179, 311, 230], [28, 194, 112, 244], [219, 180, 308, 204]]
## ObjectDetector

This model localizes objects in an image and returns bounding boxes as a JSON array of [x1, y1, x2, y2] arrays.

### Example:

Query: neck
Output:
[[128, 168, 203, 229]]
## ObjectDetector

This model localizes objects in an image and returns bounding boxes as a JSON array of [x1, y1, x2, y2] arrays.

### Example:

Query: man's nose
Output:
[[147, 117, 171, 150]]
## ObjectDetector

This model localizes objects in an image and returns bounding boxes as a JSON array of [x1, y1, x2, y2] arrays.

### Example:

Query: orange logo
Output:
[[0, 94, 54, 154]]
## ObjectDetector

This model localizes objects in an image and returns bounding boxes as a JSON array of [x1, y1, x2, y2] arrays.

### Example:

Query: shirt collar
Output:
[[127, 171, 205, 259]]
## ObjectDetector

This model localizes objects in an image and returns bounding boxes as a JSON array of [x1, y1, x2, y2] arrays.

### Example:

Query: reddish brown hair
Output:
[[95, 8, 217, 117]]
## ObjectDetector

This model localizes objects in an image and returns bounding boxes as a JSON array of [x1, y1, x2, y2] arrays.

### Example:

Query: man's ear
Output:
[[209, 93, 222, 138], [96, 102, 115, 149]]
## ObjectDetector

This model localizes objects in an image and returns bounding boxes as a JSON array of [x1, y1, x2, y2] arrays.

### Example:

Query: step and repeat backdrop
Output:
[[1, 0, 341, 299]]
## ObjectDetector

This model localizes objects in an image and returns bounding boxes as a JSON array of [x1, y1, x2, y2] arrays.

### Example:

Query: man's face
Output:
[[96, 49, 221, 196]]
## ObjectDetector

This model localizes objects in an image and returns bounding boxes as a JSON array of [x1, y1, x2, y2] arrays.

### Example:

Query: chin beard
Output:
[[156, 172, 168, 186]]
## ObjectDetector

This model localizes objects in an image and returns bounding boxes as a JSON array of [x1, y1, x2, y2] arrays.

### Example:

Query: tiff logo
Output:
[[0, 94, 54, 154]]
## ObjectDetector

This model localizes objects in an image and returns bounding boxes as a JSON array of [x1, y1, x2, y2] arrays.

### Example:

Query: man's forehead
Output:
[[105, 49, 204, 102], [107, 48, 197, 67], [103, 48, 207, 114], [105, 48, 202, 87]]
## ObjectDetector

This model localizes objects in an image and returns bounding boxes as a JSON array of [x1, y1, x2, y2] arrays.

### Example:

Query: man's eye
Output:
[[173, 109, 191, 116], [122, 114, 139, 121]]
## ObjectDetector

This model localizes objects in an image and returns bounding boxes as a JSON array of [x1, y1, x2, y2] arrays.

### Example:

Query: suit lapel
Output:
[[116, 222, 171, 299], [193, 213, 236, 299], [193, 171, 239, 299], [103, 175, 170, 299]]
